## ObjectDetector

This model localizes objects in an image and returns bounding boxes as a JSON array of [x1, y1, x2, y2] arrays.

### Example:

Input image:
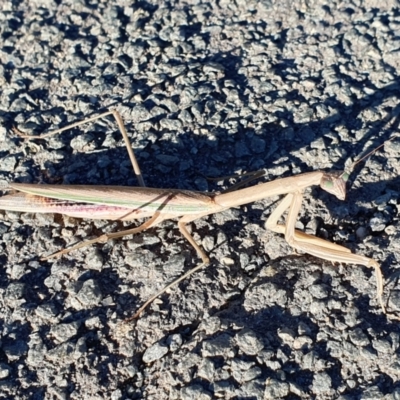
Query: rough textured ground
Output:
[[0, 0, 400, 399]]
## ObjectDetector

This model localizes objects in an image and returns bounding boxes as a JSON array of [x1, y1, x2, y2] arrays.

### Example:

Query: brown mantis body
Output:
[[0, 110, 387, 318]]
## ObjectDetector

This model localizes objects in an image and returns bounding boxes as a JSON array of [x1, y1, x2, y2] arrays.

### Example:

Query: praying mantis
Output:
[[0, 110, 390, 318]]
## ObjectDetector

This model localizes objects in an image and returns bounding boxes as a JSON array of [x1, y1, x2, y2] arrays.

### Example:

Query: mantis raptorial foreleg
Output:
[[266, 191, 385, 314]]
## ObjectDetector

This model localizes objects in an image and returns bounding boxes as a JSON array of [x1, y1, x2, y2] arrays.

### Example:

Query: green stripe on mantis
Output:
[[10, 184, 216, 214]]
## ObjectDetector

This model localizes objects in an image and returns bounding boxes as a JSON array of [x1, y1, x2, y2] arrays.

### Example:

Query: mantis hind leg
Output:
[[14, 109, 145, 187], [41, 211, 170, 260]]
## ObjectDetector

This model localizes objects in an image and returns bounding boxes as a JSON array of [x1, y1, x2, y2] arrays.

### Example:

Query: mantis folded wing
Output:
[[0, 110, 388, 318]]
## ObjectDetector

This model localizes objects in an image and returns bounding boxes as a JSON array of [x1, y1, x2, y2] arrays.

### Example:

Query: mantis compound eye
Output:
[[341, 172, 349, 182], [320, 171, 347, 200]]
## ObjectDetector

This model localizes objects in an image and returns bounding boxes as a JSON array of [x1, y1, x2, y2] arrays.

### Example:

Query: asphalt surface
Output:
[[0, 1, 400, 399]]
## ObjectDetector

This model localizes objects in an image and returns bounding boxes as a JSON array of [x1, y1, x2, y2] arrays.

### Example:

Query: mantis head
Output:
[[320, 171, 349, 201], [323, 134, 399, 201]]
